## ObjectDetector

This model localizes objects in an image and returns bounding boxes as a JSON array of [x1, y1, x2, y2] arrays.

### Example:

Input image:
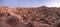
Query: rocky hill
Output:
[[0, 6, 60, 27]]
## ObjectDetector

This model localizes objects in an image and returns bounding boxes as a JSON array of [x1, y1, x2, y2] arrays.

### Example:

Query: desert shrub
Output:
[[6, 15, 19, 26]]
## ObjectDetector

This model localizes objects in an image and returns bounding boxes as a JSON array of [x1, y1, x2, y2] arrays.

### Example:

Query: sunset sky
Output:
[[0, 0, 60, 8]]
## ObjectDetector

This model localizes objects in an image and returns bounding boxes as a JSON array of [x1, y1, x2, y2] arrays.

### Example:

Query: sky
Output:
[[0, 0, 60, 8]]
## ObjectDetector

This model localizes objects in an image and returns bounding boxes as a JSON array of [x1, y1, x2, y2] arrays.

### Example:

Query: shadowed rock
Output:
[[50, 19, 60, 27]]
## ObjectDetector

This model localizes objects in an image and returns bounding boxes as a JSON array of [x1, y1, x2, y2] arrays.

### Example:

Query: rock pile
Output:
[[0, 6, 60, 27]]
